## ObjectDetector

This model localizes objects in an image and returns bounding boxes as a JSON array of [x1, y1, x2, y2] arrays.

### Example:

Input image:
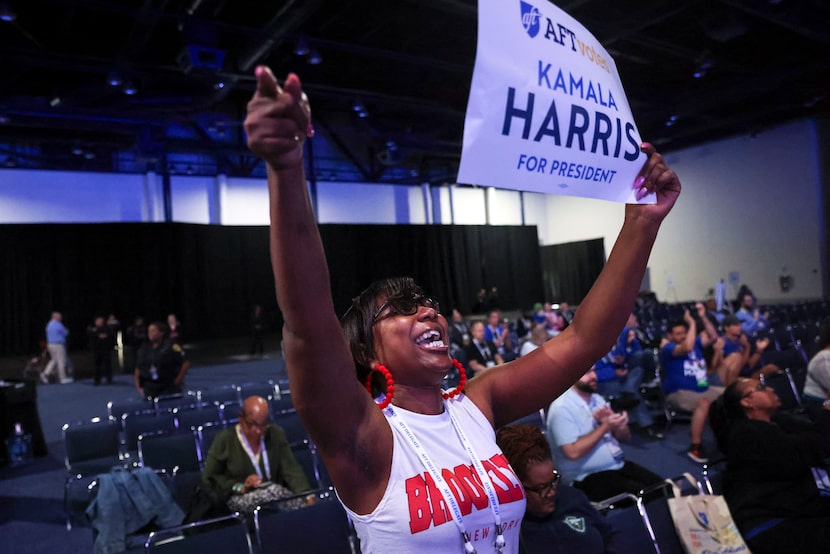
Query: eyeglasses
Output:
[[372, 294, 439, 324], [242, 416, 268, 431], [523, 469, 561, 497], [741, 381, 767, 399]]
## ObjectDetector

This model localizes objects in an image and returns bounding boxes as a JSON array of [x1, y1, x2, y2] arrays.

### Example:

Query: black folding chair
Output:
[[145, 513, 253, 554], [196, 385, 240, 405], [272, 410, 308, 446], [596, 492, 659, 553], [290, 439, 331, 489], [138, 431, 201, 473], [122, 410, 177, 458], [173, 404, 223, 432], [253, 487, 355, 554], [62, 418, 125, 530], [236, 380, 278, 402], [195, 422, 227, 467]]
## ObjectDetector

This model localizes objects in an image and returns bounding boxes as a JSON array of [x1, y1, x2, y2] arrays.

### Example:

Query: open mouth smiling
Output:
[[414, 329, 446, 349]]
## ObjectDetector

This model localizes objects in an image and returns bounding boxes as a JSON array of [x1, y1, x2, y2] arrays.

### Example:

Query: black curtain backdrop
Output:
[[0, 223, 543, 356], [540, 238, 606, 305]]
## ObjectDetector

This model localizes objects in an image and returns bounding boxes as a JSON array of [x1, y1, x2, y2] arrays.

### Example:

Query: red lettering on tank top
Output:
[[423, 473, 449, 527], [483, 454, 525, 503], [405, 453, 524, 534], [405, 474, 432, 533]]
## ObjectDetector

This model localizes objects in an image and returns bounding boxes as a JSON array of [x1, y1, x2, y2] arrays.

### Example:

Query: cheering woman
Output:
[[244, 66, 680, 553]]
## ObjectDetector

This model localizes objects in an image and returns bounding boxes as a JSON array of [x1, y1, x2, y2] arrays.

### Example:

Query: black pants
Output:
[[572, 461, 663, 501], [93, 349, 112, 384]]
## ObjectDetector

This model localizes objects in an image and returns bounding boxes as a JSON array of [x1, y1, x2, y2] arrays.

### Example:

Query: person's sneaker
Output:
[[59, 378, 74, 384], [687, 445, 709, 463], [39, 372, 49, 384], [643, 426, 665, 440]]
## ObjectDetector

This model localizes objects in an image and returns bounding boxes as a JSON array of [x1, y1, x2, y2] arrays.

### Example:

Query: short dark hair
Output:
[[495, 424, 551, 482], [669, 319, 688, 332], [340, 276, 425, 384]]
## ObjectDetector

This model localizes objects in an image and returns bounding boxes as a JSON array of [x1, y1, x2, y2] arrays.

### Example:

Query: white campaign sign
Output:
[[458, 0, 654, 204]]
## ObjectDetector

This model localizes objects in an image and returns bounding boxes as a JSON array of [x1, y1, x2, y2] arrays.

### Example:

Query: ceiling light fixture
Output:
[[122, 81, 138, 95], [307, 49, 322, 65], [0, 1, 16, 22], [106, 69, 122, 87], [693, 59, 713, 79], [49, 96, 61, 107], [665, 115, 678, 127], [352, 100, 369, 118], [294, 37, 310, 56]]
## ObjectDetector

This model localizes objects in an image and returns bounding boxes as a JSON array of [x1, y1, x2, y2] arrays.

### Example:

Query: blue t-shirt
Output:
[[593, 352, 618, 383], [660, 336, 709, 394]]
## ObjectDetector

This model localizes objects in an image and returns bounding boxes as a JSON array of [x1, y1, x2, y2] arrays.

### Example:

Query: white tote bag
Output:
[[665, 474, 751, 554]]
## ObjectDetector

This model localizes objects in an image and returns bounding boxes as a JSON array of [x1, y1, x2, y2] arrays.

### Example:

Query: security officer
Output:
[[134, 322, 189, 399], [88, 315, 115, 385]]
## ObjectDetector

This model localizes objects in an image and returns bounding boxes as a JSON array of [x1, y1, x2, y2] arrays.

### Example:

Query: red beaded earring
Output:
[[442, 359, 467, 400], [365, 364, 395, 409]]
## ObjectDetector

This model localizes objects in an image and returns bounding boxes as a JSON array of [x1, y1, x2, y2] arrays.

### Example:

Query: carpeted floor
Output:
[[0, 342, 719, 554]]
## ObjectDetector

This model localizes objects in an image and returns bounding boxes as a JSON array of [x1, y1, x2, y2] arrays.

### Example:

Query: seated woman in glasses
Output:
[[202, 396, 310, 513], [244, 67, 681, 553], [497, 425, 623, 553], [709, 378, 830, 554]]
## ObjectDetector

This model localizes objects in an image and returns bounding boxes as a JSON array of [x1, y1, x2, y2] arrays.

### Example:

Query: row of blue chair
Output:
[[138, 487, 355, 554]]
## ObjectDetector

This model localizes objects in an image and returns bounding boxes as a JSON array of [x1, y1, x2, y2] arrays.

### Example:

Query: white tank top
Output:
[[341, 395, 526, 553]]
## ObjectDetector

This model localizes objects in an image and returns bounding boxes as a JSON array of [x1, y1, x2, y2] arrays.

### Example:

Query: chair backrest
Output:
[[290, 440, 330, 489], [145, 513, 253, 554], [268, 392, 294, 416], [272, 410, 308, 446], [108, 398, 153, 426], [503, 408, 546, 431], [173, 404, 223, 432], [154, 393, 197, 414], [196, 385, 240, 405], [62, 418, 122, 473], [596, 492, 659, 554], [219, 400, 242, 424], [196, 422, 227, 464], [763, 368, 802, 411], [236, 381, 278, 403], [253, 488, 354, 554], [123, 411, 177, 453], [138, 431, 201, 473]]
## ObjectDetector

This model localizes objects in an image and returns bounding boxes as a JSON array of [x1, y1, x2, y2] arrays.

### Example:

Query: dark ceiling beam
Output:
[[717, 0, 830, 46], [235, 0, 324, 72], [308, 37, 470, 74], [400, 0, 475, 18]]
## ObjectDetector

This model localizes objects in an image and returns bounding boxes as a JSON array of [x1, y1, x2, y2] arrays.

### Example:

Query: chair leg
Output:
[[64, 477, 73, 531]]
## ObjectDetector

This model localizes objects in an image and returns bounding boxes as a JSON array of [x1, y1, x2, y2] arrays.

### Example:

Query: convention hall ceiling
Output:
[[0, 0, 828, 183]]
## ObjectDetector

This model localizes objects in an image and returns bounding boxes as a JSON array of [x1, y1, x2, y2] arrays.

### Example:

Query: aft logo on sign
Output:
[[520, 1, 542, 38]]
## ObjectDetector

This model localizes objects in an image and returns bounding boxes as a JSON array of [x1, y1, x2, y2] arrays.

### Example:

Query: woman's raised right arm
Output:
[[244, 68, 391, 511]]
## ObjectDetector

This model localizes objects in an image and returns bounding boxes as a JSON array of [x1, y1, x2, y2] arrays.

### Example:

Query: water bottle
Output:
[[6, 423, 32, 467]]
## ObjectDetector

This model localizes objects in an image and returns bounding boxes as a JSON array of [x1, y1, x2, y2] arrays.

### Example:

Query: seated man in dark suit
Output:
[[464, 320, 504, 377]]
